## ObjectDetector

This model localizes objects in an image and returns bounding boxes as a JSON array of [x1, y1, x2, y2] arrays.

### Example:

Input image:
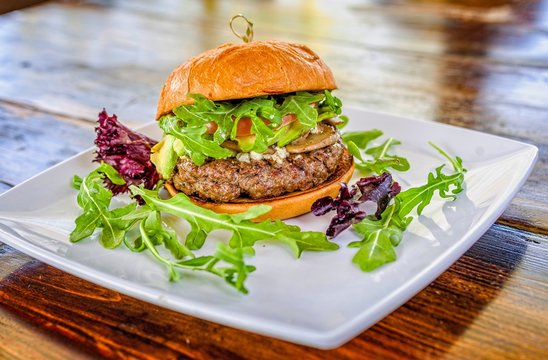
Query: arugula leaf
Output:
[[349, 203, 409, 271], [138, 220, 181, 281], [70, 162, 140, 248], [136, 212, 256, 291], [335, 115, 349, 129], [364, 138, 410, 173], [174, 244, 256, 294], [130, 186, 338, 257], [202, 243, 255, 293], [318, 90, 343, 122], [230, 98, 281, 134], [342, 129, 383, 149], [173, 94, 221, 127], [98, 202, 140, 248], [342, 130, 410, 175], [350, 144, 466, 272], [278, 92, 325, 127], [159, 116, 233, 166], [397, 143, 466, 218], [142, 211, 193, 259]]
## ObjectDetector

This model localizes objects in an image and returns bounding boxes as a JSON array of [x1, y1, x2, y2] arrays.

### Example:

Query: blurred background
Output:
[[1, 0, 546, 125]]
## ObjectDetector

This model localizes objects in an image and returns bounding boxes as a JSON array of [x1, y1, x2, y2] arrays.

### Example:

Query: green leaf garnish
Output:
[[70, 166, 257, 293], [70, 162, 139, 248], [138, 220, 255, 292], [364, 138, 410, 173], [350, 144, 466, 271], [70, 163, 338, 293], [159, 116, 233, 166], [130, 186, 338, 257], [342, 130, 410, 175], [342, 129, 383, 149]]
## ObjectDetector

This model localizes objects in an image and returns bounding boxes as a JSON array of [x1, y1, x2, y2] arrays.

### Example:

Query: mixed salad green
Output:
[[71, 110, 466, 294]]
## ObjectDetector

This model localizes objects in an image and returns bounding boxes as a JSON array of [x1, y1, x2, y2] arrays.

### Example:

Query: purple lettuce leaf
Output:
[[94, 109, 159, 195], [311, 172, 401, 238], [355, 172, 401, 218]]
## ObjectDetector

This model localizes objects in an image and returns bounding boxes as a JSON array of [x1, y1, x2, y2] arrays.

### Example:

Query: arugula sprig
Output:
[[119, 209, 255, 292], [349, 144, 466, 271], [70, 162, 139, 248], [130, 186, 338, 257], [70, 163, 337, 293], [70, 163, 256, 292], [343, 130, 410, 175], [138, 220, 256, 293]]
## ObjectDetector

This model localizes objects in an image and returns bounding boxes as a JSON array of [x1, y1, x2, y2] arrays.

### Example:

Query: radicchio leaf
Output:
[[311, 172, 400, 238], [355, 173, 401, 218], [94, 109, 159, 195]]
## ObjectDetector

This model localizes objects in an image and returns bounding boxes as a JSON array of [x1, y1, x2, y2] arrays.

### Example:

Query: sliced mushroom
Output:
[[286, 123, 340, 153], [221, 140, 241, 152], [324, 117, 345, 127]]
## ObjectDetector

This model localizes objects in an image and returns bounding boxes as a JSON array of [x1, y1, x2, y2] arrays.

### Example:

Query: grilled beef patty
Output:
[[170, 141, 352, 202]]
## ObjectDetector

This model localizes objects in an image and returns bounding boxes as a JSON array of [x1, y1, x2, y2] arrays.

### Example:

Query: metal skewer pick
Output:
[[229, 14, 254, 43]]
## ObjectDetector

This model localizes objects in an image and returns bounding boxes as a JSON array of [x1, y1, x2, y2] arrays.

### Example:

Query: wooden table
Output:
[[0, 0, 546, 358]]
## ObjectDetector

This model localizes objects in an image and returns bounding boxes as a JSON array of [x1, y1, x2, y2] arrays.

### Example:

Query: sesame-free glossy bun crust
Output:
[[156, 40, 337, 119], [164, 159, 354, 222]]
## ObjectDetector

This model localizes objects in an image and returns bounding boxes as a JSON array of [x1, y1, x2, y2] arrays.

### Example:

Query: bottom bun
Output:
[[165, 159, 354, 222]]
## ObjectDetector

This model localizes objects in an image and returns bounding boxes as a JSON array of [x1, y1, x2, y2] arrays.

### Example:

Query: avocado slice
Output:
[[150, 135, 180, 179]]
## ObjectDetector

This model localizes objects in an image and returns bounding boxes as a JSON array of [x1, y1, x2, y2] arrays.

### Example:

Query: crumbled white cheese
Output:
[[236, 152, 250, 162], [265, 146, 289, 164], [310, 126, 320, 134], [249, 151, 263, 161], [235, 146, 289, 164]]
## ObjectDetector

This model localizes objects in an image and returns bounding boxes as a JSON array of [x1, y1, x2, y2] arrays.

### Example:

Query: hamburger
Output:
[[150, 40, 354, 220]]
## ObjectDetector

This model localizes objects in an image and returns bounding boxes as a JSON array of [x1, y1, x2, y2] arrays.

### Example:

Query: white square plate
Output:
[[0, 108, 537, 349]]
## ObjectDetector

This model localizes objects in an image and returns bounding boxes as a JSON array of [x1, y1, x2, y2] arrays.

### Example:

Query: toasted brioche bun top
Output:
[[156, 40, 337, 120]]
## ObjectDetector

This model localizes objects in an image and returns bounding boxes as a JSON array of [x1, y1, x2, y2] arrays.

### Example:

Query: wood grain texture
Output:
[[0, 245, 97, 360], [0, 307, 97, 360], [0, 0, 547, 359], [0, 103, 95, 186], [1, 225, 546, 359]]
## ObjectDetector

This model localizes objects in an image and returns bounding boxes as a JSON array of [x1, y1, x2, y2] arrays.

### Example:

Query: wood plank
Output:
[[0, 224, 545, 358], [0, 1, 547, 124], [0, 307, 97, 360], [0, 103, 95, 188], [0, 244, 97, 359], [0, 0, 46, 15], [2, 0, 547, 134]]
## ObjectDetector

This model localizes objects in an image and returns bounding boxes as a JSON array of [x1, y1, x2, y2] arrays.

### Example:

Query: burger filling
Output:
[[151, 90, 349, 202], [171, 140, 352, 203]]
